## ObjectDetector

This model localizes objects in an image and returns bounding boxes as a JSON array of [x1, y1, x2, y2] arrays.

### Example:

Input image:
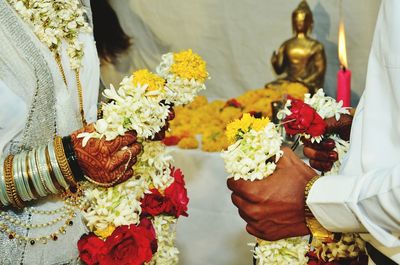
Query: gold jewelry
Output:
[[304, 175, 320, 218], [0, 196, 84, 245], [54, 136, 76, 187], [84, 149, 132, 188], [75, 70, 87, 126], [55, 54, 67, 86], [55, 54, 86, 125], [304, 175, 336, 243], [4, 155, 24, 209]]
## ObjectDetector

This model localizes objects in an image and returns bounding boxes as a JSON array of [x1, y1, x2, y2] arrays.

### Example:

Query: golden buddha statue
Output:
[[265, 0, 326, 94]]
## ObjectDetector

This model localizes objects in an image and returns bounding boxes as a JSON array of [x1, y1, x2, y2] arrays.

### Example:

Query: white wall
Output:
[[107, 0, 381, 107]]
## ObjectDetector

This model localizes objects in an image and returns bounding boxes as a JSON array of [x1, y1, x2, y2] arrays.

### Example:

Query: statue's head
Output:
[[292, 0, 313, 35]]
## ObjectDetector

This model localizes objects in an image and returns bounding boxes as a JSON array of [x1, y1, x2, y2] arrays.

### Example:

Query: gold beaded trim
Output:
[[4, 156, 24, 209], [55, 54, 86, 125], [53, 136, 76, 187], [304, 175, 320, 218], [75, 70, 86, 126]]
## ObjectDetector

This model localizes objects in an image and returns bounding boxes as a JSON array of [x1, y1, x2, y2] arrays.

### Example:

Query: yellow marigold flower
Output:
[[178, 136, 199, 149], [201, 130, 230, 152], [226, 113, 252, 144], [225, 113, 270, 144], [286, 82, 308, 99], [132, 69, 165, 92], [94, 224, 116, 239], [252, 117, 270, 131], [220, 107, 243, 124], [171, 49, 208, 83], [186, 95, 208, 109]]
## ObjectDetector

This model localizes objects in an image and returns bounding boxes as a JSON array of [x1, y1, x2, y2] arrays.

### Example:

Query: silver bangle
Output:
[[13, 153, 30, 201], [47, 142, 69, 190], [20, 152, 36, 200], [36, 146, 58, 194], [0, 157, 10, 206], [29, 150, 47, 197]]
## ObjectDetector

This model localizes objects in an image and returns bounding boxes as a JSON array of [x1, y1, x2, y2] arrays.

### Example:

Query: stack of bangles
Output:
[[0, 136, 83, 209]]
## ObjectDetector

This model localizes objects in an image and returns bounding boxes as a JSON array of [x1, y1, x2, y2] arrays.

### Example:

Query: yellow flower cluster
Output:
[[171, 49, 208, 83], [132, 69, 165, 92], [167, 84, 308, 152], [178, 137, 199, 149], [226, 114, 270, 144]]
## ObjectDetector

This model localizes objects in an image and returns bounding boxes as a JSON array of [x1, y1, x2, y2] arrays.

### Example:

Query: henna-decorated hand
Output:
[[70, 124, 141, 185], [303, 114, 353, 172]]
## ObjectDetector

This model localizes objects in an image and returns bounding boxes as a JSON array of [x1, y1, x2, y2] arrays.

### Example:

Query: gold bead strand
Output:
[[75, 70, 86, 126]]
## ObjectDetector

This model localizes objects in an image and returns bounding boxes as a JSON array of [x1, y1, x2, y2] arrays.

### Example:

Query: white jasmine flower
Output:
[[146, 216, 180, 265], [304, 89, 350, 120], [222, 123, 283, 181], [251, 237, 309, 265], [9, 0, 91, 70]]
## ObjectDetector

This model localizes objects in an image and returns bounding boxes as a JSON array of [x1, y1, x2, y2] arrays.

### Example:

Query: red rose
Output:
[[283, 98, 326, 137], [162, 136, 181, 146], [141, 189, 168, 217], [164, 167, 189, 218], [78, 233, 105, 265], [138, 218, 158, 253], [99, 219, 157, 265]]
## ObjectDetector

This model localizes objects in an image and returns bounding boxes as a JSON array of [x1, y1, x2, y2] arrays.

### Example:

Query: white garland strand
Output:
[[134, 141, 174, 191], [8, 0, 91, 69], [251, 238, 309, 265], [78, 77, 170, 143], [147, 216, 180, 265], [222, 123, 283, 181]]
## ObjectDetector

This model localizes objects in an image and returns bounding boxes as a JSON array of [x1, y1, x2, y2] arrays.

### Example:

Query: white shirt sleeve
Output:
[[307, 167, 400, 248]]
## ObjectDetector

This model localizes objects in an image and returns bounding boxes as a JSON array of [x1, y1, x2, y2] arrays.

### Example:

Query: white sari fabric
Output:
[[0, 0, 99, 264]]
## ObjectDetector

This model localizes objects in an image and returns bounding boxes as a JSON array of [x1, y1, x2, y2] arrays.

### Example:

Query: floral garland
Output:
[[223, 89, 366, 264], [8, 0, 91, 70], [77, 50, 207, 265], [156, 49, 209, 106], [278, 89, 367, 264], [250, 238, 310, 265], [222, 114, 283, 181], [222, 114, 309, 265]]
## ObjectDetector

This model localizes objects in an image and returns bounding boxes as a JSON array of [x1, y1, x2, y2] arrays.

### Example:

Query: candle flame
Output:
[[338, 20, 348, 69]]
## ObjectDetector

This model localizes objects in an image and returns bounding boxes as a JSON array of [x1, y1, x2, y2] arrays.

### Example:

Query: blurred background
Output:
[[105, 0, 380, 107]]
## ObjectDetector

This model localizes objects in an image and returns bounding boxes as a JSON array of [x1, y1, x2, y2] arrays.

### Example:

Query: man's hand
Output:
[[303, 114, 353, 172], [71, 124, 141, 185], [227, 147, 316, 241]]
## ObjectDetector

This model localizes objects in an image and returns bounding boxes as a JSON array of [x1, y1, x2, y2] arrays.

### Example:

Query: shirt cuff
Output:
[[306, 175, 367, 233]]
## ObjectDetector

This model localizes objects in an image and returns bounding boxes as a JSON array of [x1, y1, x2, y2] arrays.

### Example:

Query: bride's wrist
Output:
[[0, 136, 82, 208]]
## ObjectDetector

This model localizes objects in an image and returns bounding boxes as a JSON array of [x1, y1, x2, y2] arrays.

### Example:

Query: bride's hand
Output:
[[151, 107, 175, 141], [70, 124, 141, 186]]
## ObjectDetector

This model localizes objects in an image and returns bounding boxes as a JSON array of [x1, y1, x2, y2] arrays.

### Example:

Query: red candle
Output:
[[337, 20, 351, 107], [337, 67, 351, 107]]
